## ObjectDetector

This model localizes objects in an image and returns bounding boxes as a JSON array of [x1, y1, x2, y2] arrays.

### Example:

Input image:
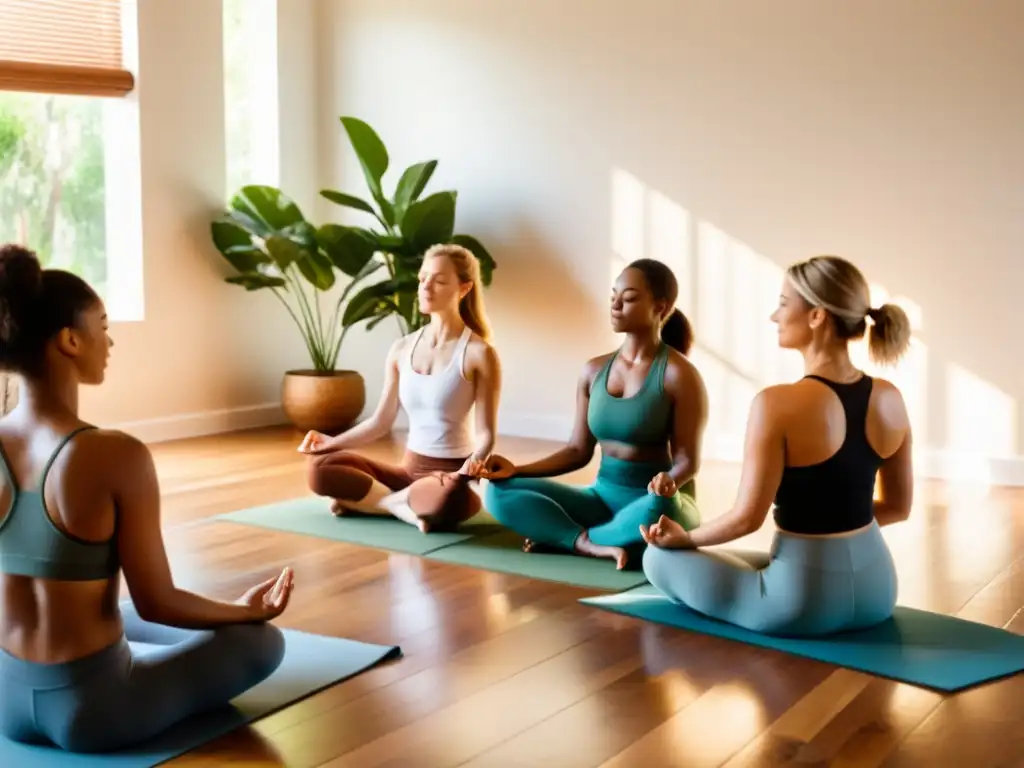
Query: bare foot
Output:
[[416, 517, 433, 534], [522, 539, 560, 554], [574, 531, 628, 569]]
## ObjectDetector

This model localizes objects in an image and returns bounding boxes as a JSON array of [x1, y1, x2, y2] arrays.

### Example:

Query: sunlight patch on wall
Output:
[[647, 189, 693, 316], [947, 364, 1017, 460], [610, 168, 646, 264]]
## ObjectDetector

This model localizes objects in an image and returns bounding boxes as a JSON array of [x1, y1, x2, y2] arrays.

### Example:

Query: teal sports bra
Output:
[[0, 426, 120, 581], [587, 343, 674, 447]]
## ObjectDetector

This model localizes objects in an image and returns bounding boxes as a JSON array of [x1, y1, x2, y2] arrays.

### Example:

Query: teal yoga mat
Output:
[[217, 497, 646, 590], [216, 496, 503, 555], [0, 630, 402, 766], [426, 529, 649, 590], [580, 585, 1024, 692]]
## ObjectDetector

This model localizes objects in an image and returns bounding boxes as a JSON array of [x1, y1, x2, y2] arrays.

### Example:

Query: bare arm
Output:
[[512, 358, 603, 478], [874, 426, 913, 526], [469, 342, 502, 462], [327, 337, 404, 450], [114, 434, 258, 628], [665, 356, 709, 489], [687, 390, 784, 548]]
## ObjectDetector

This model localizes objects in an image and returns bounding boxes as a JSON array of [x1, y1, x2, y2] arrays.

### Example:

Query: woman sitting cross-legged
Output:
[[472, 258, 707, 570], [299, 243, 501, 533], [641, 255, 914, 637], [0, 244, 292, 753]]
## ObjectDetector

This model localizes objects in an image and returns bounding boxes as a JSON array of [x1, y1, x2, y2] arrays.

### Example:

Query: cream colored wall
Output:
[[77, 0, 320, 441], [318, 0, 1024, 482], [68, 0, 1024, 484]]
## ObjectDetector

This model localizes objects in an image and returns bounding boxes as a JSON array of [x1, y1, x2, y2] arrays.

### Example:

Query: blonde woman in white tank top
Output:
[[298, 245, 502, 533]]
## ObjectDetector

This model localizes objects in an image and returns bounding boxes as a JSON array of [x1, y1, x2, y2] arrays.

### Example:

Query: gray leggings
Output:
[[0, 602, 285, 753], [642, 521, 898, 637]]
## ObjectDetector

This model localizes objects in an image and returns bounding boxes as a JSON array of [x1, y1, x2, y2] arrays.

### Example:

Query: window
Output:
[[223, 0, 279, 197], [0, 0, 143, 321]]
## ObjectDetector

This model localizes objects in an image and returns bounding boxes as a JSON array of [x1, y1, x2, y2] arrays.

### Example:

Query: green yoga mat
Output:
[[580, 585, 1024, 692], [216, 496, 503, 555], [0, 629, 401, 766], [425, 529, 650, 590], [218, 497, 647, 590]]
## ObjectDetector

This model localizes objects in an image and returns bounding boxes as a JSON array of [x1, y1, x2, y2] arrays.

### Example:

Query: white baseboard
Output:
[[116, 403, 1024, 487], [110, 402, 287, 444]]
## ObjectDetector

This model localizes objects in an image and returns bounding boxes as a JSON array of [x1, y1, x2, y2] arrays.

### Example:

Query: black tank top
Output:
[[772, 374, 883, 535]]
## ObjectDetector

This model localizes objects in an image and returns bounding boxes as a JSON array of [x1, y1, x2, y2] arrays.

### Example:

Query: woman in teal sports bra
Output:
[[474, 259, 707, 569], [0, 244, 292, 753]]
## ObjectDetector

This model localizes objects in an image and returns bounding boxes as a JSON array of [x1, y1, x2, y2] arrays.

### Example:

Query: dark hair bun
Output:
[[661, 307, 694, 356], [0, 244, 43, 348]]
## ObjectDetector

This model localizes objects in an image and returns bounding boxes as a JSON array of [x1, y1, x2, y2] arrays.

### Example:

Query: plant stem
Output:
[[284, 265, 325, 368], [271, 288, 319, 367]]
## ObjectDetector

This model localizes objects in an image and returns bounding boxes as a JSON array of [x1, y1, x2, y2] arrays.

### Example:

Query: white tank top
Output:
[[398, 326, 476, 458]]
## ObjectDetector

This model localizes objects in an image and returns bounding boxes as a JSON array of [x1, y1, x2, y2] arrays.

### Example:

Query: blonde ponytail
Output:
[[867, 303, 912, 366]]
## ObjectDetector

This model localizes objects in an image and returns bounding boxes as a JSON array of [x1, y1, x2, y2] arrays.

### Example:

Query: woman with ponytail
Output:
[[473, 259, 707, 570], [642, 255, 914, 637], [300, 244, 501, 533]]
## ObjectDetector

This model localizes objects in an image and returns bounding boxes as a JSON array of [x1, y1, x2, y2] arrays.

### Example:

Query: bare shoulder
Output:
[[86, 428, 154, 467], [581, 352, 615, 388], [869, 376, 910, 428], [464, 333, 499, 369], [663, 347, 705, 390], [64, 428, 156, 484], [749, 383, 796, 420], [385, 332, 416, 364]]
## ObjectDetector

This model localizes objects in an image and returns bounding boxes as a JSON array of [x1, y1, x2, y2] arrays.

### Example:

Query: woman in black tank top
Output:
[[639, 256, 916, 637]]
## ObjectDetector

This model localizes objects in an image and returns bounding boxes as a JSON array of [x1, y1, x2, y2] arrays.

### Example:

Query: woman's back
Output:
[[772, 374, 910, 535], [0, 419, 125, 664]]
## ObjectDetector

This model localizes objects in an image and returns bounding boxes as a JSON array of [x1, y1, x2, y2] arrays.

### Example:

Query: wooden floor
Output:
[[148, 426, 1024, 767]]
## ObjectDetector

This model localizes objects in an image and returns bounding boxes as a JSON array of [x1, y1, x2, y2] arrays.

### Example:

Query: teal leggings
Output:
[[483, 456, 700, 551], [642, 521, 899, 637]]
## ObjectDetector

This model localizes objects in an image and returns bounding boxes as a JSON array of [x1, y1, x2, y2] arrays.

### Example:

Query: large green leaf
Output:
[[320, 189, 377, 217], [393, 160, 437, 224], [295, 248, 336, 291], [402, 191, 457, 251], [265, 235, 305, 272], [211, 216, 252, 252], [340, 117, 388, 198], [342, 275, 419, 327], [210, 217, 270, 273], [451, 233, 496, 286], [317, 224, 378, 277], [220, 208, 271, 239], [336, 258, 385, 308], [281, 221, 319, 253], [221, 245, 270, 274], [226, 273, 287, 291], [230, 186, 306, 234]]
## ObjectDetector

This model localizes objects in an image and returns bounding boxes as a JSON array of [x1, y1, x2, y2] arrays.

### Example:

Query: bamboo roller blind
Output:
[[0, 0, 134, 97]]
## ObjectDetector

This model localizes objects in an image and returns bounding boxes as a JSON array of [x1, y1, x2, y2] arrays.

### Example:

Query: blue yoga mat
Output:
[[580, 585, 1024, 692], [0, 629, 402, 766]]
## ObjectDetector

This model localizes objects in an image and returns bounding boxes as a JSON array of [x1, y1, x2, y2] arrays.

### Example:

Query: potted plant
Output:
[[209, 185, 380, 434], [320, 116, 496, 335], [210, 116, 498, 434]]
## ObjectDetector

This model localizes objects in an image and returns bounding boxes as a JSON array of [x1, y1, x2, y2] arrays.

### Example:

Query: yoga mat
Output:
[[216, 496, 503, 555], [580, 585, 1024, 692], [426, 529, 650, 590], [0, 629, 401, 767]]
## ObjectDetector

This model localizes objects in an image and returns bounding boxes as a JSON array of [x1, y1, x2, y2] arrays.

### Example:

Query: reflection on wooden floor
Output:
[[150, 426, 1024, 767]]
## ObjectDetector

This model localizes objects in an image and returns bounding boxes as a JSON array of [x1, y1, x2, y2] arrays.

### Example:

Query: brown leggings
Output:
[[306, 449, 482, 530]]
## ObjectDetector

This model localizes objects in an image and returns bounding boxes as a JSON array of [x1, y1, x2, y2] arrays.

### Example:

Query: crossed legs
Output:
[[307, 449, 481, 532]]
